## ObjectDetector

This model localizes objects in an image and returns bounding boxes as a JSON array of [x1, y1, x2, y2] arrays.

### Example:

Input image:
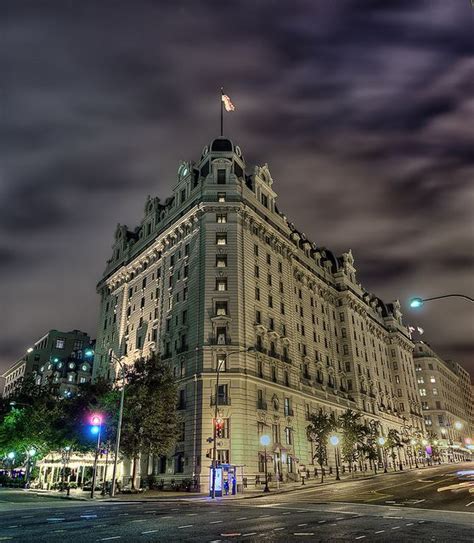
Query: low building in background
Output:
[[414, 341, 473, 461], [2, 329, 95, 398]]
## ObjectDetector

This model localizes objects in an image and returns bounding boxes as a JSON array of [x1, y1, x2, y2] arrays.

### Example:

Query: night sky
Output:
[[1, 1, 473, 379]]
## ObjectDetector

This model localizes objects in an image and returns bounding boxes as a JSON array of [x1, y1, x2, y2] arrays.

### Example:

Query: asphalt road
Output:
[[0, 463, 472, 542]]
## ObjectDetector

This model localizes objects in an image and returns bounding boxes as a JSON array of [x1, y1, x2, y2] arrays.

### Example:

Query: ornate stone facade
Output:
[[95, 137, 424, 490]]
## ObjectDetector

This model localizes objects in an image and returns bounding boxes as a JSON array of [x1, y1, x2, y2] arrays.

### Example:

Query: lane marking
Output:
[[274, 527, 285, 531], [298, 523, 308, 526], [406, 523, 414, 526], [466, 501, 474, 507], [160, 516, 173, 519], [392, 526, 400, 530], [294, 533, 314, 536], [210, 520, 223, 524], [355, 537, 366, 540], [259, 514, 271, 518], [375, 531, 385, 534], [21, 515, 34, 519], [221, 534, 242, 538], [81, 515, 98, 519], [142, 530, 159, 534], [283, 512, 291, 515], [242, 533, 256, 537], [178, 525, 193, 529], [236, 517, 248, 520], [318, 520, 326, 524], [131, 519, 147, 523], [187, 513, 198, 516], [47, 518, 65, 522], [98, 538, 121, 542]]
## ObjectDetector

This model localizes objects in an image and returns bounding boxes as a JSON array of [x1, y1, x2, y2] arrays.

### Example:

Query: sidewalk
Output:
[[26, 466, 415, 502]]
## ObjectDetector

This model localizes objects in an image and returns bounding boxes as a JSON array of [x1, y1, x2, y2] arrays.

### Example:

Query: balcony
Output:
[[210, 396, 231, 406], [257, 400, 267, 410]]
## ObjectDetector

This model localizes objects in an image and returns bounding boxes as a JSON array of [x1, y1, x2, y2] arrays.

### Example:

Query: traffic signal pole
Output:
[[211, 365, 221, 499], [91, 423, 102, 499]]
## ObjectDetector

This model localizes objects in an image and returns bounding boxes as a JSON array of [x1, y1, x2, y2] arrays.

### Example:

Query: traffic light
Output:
[[90, 414, 102, 436], [215, 418, 223, 438]]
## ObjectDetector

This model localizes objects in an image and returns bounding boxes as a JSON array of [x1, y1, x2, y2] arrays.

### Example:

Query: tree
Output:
[[338, 409, 366, 473], [386, 429, 403, 470], [0, 377, 113, 468], [361, 422, 378, 473], [307, 410, 337, 483], [117, 355, 178, 489]]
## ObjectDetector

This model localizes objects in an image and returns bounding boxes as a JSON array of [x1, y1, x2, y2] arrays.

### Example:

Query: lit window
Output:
[[432, 387, 438, 395], [216, 301, 228, 316], [56, 339, 65, 349], [217, 192, 226, 202], [419, 388, 427, 396], [216, 278, 227, 291], [216, 233, 227, 245], [216, 256, 227, 268], [430, 376, 436, 383], [216, 213, 227, 223]]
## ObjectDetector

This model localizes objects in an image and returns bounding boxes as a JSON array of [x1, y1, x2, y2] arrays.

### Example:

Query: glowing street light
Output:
[[454, 421, 463, 431], [26, 347, 33, 353], [89, 414, 103, 499], [329, 435, 340, 480], [260, 435, 271, 493], [7, 452, 15, 460], [409, 294, 474, 309]]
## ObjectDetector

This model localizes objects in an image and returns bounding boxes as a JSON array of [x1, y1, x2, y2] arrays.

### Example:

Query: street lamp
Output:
[[409, 294, 474, 309], [378, 437, 387, 473], [87, 348, 125, 498], [210, 346, 254, 499], [25, 448, 37, 488], [90, 414, 103, 499], [329, 435, 340, 480], [260, 435, 271, 492], [454, 421, 463, 431]]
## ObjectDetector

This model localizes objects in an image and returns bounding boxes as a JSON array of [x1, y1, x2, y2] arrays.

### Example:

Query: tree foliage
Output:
[[110, 355, 178, 488], [306, 410, 337, 482]]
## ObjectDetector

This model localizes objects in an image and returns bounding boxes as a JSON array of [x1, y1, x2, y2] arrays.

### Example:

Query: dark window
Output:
[[200, 160, 209, 178], [234, 161, 243, 178], [217, 169, 226, 184]]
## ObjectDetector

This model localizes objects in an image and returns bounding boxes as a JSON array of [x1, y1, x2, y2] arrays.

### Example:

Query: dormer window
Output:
[[217, 169, 226, 184], [261, 194, 268, 208]]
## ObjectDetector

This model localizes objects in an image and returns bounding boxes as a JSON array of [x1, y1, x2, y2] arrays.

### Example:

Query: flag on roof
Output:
[[417, 326, 424, 335], [221, 94, 235, 112]]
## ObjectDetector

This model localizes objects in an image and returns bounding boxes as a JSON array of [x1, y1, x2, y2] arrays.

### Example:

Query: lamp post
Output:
[[87, 348, 125, 498], [409, 294, 474, 309], [90, 415, 102, 499], [329, 435, 340, 480], [260, 435, 271, 492], [410, 439, 419, 468], [210, 347, 254, 499], [7, 452, 15, 477], [60, 446, 72, 492], [25, 448, 36, 488], [378, 437, 387, 473]]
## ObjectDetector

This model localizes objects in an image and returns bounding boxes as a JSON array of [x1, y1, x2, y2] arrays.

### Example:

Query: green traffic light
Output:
[[409, 297, 424, 308]]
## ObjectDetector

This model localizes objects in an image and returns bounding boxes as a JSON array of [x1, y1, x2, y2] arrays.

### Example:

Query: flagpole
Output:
[[220, 87, 224, 136]]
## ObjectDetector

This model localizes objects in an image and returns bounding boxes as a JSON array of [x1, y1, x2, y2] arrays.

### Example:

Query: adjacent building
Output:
[[2, 329, 95, 398], [414, 341, 473, 461], [95, 136, 426, 491]]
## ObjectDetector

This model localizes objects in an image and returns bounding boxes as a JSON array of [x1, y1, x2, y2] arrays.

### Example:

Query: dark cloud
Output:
[[0, 0, 473, 378]]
